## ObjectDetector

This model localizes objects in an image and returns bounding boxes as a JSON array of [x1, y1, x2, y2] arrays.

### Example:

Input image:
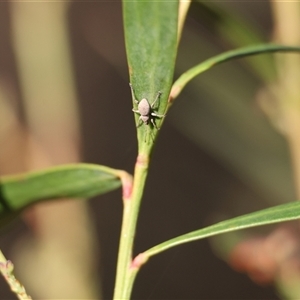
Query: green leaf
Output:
[[193, 1, 275, 80], [143, 201, 300, 258], [0, 163, 122, 225], [170, 44, 300, 102], [123, 1, 178, 150]]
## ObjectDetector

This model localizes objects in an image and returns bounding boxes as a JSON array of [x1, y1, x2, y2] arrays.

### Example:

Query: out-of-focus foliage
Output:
[[170, 2, 295, 207]]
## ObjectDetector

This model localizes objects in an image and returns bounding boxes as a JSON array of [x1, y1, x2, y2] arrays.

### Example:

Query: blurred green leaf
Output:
[[171, 40, 299, 205], [171, 44, 300, 101], [193, 1, 275, 80], [144, 201, 300, 258], [123, 1, 178, 149], [0, 163, 122, 224]]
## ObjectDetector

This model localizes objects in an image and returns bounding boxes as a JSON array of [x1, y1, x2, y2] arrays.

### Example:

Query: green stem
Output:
[[113, 153, 149, 300]]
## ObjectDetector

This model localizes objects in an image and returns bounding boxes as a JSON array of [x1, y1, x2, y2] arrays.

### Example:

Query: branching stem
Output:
[[113, 153, 150, 300]]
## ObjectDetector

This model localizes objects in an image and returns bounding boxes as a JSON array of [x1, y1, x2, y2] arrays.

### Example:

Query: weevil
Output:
[[130, 83, 165, 130]]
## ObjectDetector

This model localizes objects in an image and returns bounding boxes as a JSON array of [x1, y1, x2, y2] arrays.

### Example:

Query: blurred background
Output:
[[0, 1, 300, 299]]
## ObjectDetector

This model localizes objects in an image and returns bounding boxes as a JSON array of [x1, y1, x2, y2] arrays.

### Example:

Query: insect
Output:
[[130, 83, 165, 130]]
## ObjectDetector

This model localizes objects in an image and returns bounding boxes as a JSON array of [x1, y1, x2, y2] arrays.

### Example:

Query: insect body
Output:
[[130, 83, 165, 130]]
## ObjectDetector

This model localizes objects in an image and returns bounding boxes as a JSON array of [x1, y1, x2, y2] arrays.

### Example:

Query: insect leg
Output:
[[151, 112, 165, 118], [136, 118, 143, 128], [151, 91, 162, 108], [150, 118, 160, 130], [129, 83, 139, 104]]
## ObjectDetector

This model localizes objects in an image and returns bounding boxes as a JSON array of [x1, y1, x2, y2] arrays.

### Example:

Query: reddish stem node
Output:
[[136, 154, 149, 167], [130, 253, 148, 270], [119, 171, 133, 200]]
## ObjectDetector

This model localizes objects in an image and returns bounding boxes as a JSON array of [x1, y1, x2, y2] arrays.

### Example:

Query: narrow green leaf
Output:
[[170, 44, 300, 102], [144, 201, 300, 258], [123, 1, 178, 150], [0, 163, 122, 224], [193, 1, 276, 80]]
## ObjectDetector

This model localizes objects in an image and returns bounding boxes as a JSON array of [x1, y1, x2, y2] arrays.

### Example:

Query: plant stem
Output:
[[0, 250, 32, 300], [113, 153, 149, 300]]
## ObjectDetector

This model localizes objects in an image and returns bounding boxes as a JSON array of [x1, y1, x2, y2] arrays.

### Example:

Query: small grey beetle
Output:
[[130, 83, 165, 130]]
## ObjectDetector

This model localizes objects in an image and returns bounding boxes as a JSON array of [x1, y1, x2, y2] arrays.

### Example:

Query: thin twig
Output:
[[0, 250, 32, 300]]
